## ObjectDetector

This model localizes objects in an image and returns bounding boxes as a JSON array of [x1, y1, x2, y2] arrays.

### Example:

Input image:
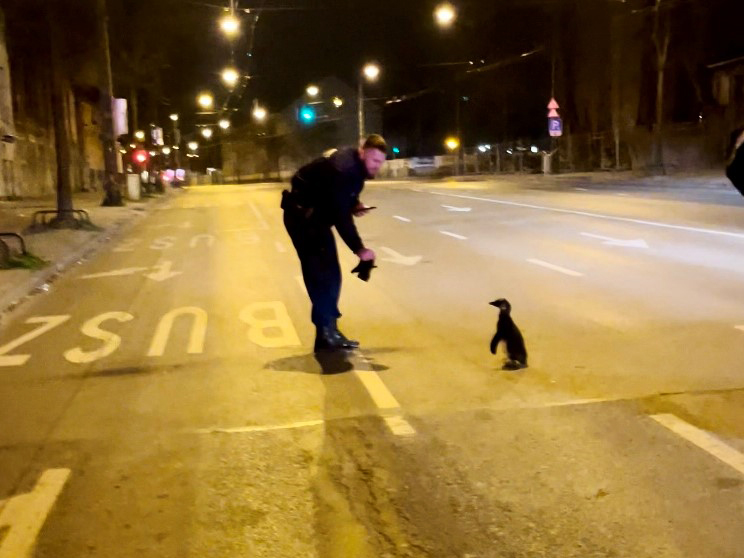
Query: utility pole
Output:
[[358, 80, 364, 142], [97, 0, 123, 206]]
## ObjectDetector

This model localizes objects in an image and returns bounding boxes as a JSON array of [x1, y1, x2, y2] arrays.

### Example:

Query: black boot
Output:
[[314, 327, 356, 352], [332, 321, 360, 349]]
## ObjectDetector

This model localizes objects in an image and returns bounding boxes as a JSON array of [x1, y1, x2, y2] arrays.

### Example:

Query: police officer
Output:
[[282, 134, 387, 352]]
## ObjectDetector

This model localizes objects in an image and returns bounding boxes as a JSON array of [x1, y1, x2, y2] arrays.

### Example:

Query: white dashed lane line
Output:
[[651, 414, 744, 477], [526, 258, 584, 277], [394, 215, 412, 222], [439, 231, 468, 240]]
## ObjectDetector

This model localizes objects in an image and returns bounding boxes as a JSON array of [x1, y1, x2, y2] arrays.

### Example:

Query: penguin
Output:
[[489, 298, 528, 370]]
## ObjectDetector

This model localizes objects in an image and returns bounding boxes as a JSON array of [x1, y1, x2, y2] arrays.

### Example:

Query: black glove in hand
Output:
[[351, 259, 376, 282]]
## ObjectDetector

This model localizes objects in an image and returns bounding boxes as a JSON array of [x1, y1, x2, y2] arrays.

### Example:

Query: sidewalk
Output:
[[0, 190, 169, 322]]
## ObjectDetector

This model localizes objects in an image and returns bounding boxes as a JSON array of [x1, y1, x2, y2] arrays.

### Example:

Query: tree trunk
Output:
[[130, 86, 138, 133], [48, 5, 75, 224], [97, 0, 123, 206]]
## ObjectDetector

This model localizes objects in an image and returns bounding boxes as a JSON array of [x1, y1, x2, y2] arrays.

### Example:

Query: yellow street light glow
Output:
[[219, 118, 231, 129], [445, 136, 460, 150], [363, 63, 380, 81], [220, 13, 240, 36], [169, 113, 179, 121], [197, 93, 214, 109], [221, 67, 240, 88], [188, 141, 199, 151], [332, 96, 343, 108], [252, 105, 267, 122], [134, 130, 145, 141], [201, 127, 213, 139], [162, 146, 172, 155], [306, 85, 320, 97], [435, 2, 457, 27]]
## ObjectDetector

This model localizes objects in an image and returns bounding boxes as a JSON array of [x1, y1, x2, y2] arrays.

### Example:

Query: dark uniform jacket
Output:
[[286, 148, 367, 253]]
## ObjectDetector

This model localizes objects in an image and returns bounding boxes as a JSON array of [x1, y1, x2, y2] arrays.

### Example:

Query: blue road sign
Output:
[[549, 117, 563, 137]]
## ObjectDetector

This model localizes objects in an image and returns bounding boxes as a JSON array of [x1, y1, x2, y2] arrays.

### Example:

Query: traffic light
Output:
[[133, 149, 149, 166], [298, 105, 316, 124], [392, 147, 400, 155]]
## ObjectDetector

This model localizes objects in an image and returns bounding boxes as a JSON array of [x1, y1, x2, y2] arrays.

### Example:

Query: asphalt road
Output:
[[1, 178, 743, 557]]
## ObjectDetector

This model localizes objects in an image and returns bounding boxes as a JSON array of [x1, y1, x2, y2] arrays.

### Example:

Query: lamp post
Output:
[[358, 63, 380, 141], [169, 114, 181, 168]]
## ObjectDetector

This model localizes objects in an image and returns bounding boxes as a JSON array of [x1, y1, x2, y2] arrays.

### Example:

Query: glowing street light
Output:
[[252, 104, 267, 122], [445, 136, 460, 151], [220, 13, 240, 36], [306, 85, 320, 97], [201, 127, 213, 139], [435, 2, 457, 28], [332, 96, 344, 108], [188, 141, 199, 151], [218, 118, 231, 130], [363, 63, 380, 82], [134, 130, 145, 141], [197, 93, 214, 110], [162, 146, 172, 155], [221, 67, 240, 88], [169, 113, 179, 122], [358, 63, 381, 139]]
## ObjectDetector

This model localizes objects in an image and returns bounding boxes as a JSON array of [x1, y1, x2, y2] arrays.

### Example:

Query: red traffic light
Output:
[[133, 150, 148, 164]]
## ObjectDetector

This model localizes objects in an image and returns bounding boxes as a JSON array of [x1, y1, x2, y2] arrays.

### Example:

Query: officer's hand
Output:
[[352, 202, 376, 217], [356, 248, 375, 261]]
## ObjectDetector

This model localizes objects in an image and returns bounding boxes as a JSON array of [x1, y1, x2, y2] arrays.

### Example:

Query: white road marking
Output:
[[190, 234, 216, 248], [379, 247, 422, 266], [239, 302, 301, 348], [441, 204, 472, 212], [440, 230, 468, 240], [81, 267, 149, 279], [275, 241, 287, 253], [527, 258, 584, 277], [383, 416, 417, 437], [393, 215, 411, 222], [574, 187, 589, 191], [248, 201, 270, 230], [352, 370, 401, 410], [148, 307, 207, 357], [0, 316, 71, 367], [145, 260, 182, 282], [63, 312, 134, 364], [735, 325, 744, 333], [0, 468, 71, 558], [430, 191, 744, 240], [581, 232, 649, 249], [295, 275, 306, 292], [195, 420, 324, 435], [651, 414, 744, 476]]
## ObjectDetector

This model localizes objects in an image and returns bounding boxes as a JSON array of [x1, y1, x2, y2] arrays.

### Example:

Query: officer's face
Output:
[[361, 148, 386, 178]]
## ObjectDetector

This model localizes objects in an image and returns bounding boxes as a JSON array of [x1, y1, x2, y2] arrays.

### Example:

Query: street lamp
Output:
[[332, 96, 344, 108], [134, 130, 145, 141], [162, 146, 172, 155], [201, 127, 213, 139], [306, 85, 320, 97], [220, 13, 240, 36], [252, 103, 267, 122], [197, 93, 214, 110], [169, 113, 179, 122], [219, 118, 231, 130], [445, 137, 460, 151], [188, 141, 199, 151], [358, 63, 381, 140], [221, 67, 240, 88], [435, 2, 457, 28]]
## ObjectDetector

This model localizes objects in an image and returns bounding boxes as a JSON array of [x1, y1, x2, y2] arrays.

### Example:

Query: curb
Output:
[[0, 193, 174, 326]]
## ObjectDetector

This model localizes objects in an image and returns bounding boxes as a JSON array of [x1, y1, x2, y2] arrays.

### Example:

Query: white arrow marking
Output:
[[0, 468, 71, 558], [581, 232, 649, 249], [379, 247, 422, 266], [145, 261, 182, 282], [441, 204, 472, 212], [81, 267, 149, 279], [393, 215, 411, 223]]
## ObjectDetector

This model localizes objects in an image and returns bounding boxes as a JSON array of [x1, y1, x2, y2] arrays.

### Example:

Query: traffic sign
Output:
[[548, 109, 560, 118], [547, 98, 560, 110], [548, 117, 563, 137]]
